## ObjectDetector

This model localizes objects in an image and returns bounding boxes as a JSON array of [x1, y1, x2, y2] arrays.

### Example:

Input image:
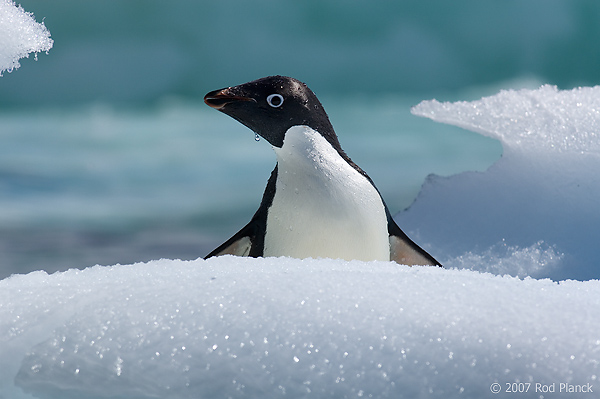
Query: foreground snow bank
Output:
[[405, 85, 600, 281], [2, 257, 599, 399], [0, 0, 52, 74]]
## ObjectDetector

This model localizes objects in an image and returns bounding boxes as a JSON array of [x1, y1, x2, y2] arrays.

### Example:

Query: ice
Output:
[[405, 85, 600, 281], [2, 85, 600, 397], [2, 257, 599, 399], [0, 0, 52, 74]]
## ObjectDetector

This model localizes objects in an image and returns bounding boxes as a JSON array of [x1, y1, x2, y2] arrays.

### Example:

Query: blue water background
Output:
[[1, 0, 598, 277]]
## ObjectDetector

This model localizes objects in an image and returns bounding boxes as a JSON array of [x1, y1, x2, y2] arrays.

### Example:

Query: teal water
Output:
[[4, 0, 600, 106]]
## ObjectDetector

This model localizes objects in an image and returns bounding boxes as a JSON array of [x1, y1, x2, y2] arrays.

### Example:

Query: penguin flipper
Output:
[[204, 223, 254, 258], [387, 214, 442, 267], [204, 166, 276, 260]]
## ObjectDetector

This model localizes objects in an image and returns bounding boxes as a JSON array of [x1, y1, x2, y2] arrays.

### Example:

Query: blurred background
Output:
[[1, 0, 599, 278]]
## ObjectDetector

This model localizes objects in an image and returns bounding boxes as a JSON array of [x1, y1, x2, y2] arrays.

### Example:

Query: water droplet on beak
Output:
[[254, 133, 260, 142]]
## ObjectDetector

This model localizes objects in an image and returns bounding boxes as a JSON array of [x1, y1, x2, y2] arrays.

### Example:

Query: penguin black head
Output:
[[204, 76, 338, 149]]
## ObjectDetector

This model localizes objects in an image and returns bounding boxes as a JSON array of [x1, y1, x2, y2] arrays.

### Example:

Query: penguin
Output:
[[203, 76, 440, 266]]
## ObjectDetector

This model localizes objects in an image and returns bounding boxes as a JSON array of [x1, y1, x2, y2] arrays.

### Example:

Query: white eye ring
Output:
[[266, 93, 284, 108]]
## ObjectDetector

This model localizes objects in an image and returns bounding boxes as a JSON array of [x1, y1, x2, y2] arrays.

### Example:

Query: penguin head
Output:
[[204, 76, 337, 148]]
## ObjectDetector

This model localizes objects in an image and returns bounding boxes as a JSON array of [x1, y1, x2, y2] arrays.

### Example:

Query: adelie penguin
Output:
[[204, 75, 441, 267]]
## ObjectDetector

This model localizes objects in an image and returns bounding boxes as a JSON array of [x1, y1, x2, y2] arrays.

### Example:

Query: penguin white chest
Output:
[[264, 126, 390, 261]]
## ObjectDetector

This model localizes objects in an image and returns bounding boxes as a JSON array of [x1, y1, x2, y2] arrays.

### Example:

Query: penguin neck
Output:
[[264, 125, 390, 261]]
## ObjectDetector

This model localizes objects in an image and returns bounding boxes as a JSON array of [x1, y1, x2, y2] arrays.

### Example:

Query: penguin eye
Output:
[[266, 94, 284, 108]]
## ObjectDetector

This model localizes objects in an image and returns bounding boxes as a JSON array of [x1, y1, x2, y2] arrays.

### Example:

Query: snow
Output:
[[2, 257, 599, 399], [0, 0, 52, 74], [2, 85, 600, 398], [406, 85, 600, 281]]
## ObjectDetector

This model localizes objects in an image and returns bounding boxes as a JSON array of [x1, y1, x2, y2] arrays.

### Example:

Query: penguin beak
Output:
[[204, 88, 255, 110]]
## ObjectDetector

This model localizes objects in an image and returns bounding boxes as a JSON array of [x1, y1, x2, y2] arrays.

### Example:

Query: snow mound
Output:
[[2, 257, 599, 399], [405, 85, 600, 281], [413, 85, 600, 153], [0, 0, 52, 74]]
